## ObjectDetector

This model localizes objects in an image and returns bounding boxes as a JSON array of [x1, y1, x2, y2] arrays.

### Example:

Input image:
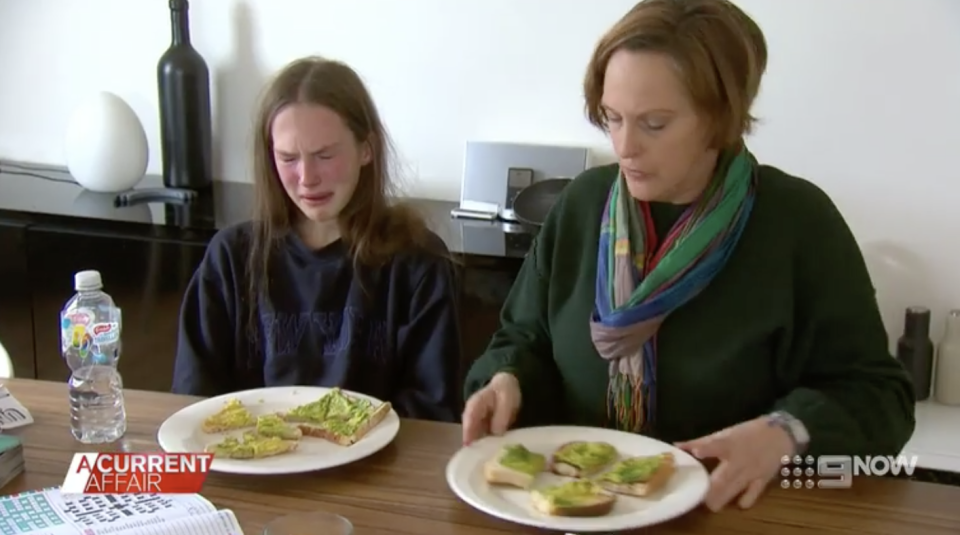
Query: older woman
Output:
[[461, 0, 915, 512]]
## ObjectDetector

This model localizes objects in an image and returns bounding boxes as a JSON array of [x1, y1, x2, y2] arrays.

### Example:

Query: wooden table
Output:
[[3, 379, 960, 534]]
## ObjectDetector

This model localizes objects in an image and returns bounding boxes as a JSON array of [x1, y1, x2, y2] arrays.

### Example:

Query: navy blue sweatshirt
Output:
[[171, 222, 461, 423]]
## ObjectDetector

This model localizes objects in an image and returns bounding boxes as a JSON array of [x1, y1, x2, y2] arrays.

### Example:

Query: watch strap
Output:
[[767, 410, 810, 456]]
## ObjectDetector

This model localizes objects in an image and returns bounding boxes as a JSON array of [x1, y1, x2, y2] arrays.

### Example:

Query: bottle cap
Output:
[[74, 270, 103, 291], [904, 306, 931, 338]]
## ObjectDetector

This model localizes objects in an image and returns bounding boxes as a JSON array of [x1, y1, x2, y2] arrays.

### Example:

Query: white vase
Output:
[[935, 309, 960, 405], [64, 91, 149, 192]]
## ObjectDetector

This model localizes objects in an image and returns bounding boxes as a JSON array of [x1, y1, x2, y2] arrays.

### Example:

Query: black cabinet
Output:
[[0, 215, 521, 395], [0, 167, 527, 395], [25, 226, 207, 391], [0, 217, 522, 395], [0, 222, 36, 378]]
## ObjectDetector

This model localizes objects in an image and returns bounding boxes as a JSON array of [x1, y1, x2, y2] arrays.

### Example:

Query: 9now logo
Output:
[[781, 455, 919, 489]]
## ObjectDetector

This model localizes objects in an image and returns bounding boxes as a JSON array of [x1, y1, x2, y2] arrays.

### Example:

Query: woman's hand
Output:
[[676, 415, 795, 511], [461, 372, 522, 445]]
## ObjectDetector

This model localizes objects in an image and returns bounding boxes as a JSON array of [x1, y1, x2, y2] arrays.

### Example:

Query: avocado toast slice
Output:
[[596, 452, 677, 497], [281, 388, 391, 446], [201, 398, 257, 433], [204, 431, 299, 459], [530, 479, 616, 517], [549, 441, 619, 477], [484, 443, 547, 489], [256, 413, 303, 440]]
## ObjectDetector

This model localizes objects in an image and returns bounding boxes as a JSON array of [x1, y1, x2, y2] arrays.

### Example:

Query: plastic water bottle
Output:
[[60, 270, 127, 444]]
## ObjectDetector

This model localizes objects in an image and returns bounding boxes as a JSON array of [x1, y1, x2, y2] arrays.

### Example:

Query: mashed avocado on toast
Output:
[[596, 452, 677, 497], [198, 388, 391, 460], [482, 438, 676, 514], [282, 388, 391, 446], [255, 414, 303, 440], [530, 480, 616, 517], [499, 444, 546, 475], [550, 441, 619, 477], [205, 431, 299, 459], [484, 444, 547, 489], [201, 399, 256, 433]]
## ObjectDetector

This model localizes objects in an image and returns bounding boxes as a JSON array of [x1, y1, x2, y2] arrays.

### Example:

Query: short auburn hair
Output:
[[584, 0, 768, 149]]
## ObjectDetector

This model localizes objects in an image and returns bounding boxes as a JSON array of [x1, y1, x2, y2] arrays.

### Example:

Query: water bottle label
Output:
[[61, 308, 120, 365], [61, 308, 95, 356], [91, 322, 120, 345]]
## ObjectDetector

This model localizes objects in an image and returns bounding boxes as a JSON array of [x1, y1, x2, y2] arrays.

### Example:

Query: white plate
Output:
[[446, 426, 710, 533], [157, 386, 400, 475]]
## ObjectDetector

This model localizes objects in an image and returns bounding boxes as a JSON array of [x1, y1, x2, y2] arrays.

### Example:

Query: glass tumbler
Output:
[[263, 511, 353, 535]]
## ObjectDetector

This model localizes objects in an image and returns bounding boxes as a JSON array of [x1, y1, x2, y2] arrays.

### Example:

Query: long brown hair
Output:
[[245, 56, 437, 340]]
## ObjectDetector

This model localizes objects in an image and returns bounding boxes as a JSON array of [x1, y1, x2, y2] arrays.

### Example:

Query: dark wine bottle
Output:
[[896, 306, 934, 401], [157, 0, 213, 191]]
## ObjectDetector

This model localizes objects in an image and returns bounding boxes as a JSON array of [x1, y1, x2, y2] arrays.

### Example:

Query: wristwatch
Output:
[[767, 410, 810, 456]]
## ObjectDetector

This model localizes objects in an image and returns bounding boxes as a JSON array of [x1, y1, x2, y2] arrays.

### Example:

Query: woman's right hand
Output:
[[461, 372, 522, 445]]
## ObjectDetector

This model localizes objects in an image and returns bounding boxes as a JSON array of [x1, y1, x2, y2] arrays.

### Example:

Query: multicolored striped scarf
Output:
[[589, 147, 757, 433]]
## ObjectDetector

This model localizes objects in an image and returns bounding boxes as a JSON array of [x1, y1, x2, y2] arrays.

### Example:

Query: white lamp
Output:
[[64, 91, 149, 193]]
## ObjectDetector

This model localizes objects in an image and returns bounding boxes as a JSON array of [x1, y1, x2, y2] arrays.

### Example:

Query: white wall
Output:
[[1, 0, 958, 346]]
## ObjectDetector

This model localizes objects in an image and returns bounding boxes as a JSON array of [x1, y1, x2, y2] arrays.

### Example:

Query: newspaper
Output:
[[0, 488, 243, 535], [0, 385, 34, 430]]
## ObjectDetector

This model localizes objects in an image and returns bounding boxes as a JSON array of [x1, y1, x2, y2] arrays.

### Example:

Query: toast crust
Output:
[[484, 459, 536, 489], [598, 452, 677, 497], [483, 444, 546, 489], [297, 401, 392, 446], [530, 483, 616, 517], [549, 441, 618, 477]]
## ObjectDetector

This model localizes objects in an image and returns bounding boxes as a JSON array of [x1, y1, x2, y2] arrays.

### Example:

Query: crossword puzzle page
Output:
[[0, 488, 243, 535]]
